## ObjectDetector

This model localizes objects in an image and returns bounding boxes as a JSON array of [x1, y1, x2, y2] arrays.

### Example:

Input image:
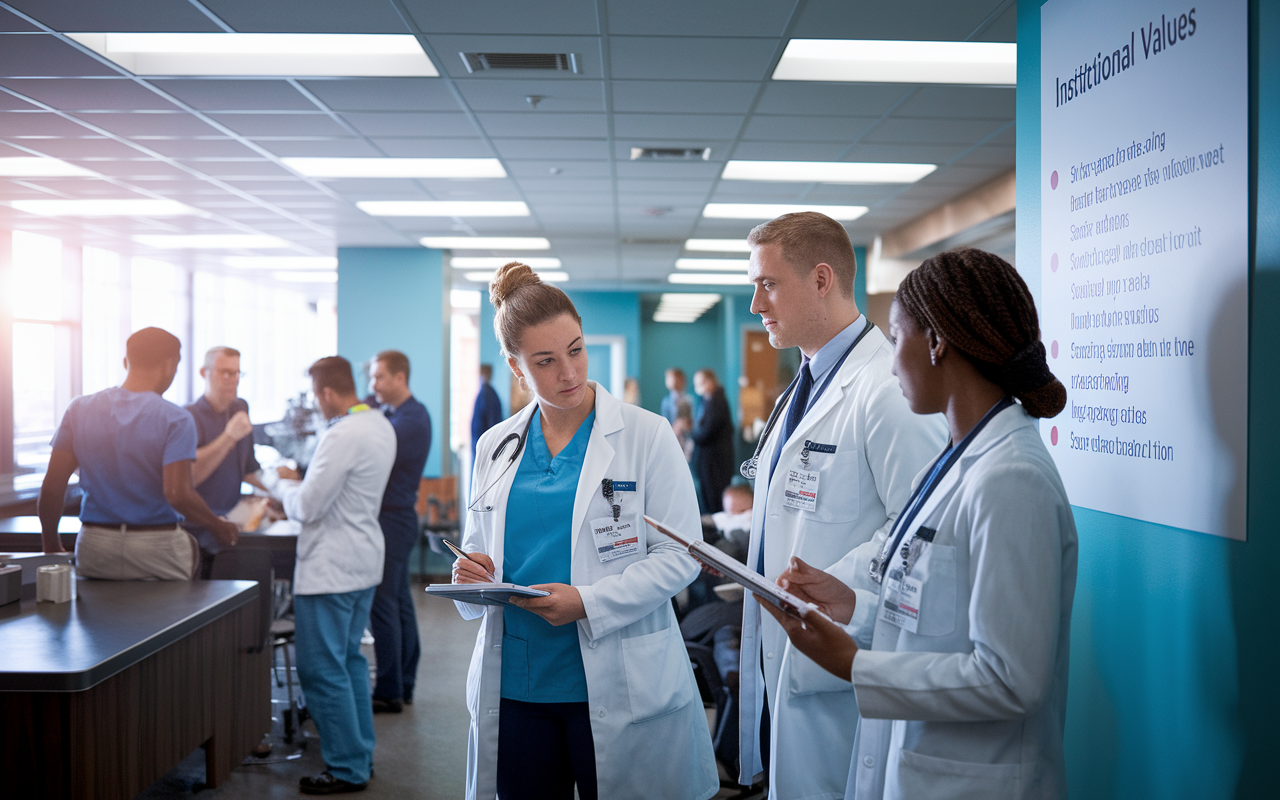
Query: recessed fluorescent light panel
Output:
[[133, 234, 293, 249], [464, 270, 567, 283], [684, 239, 751, 253], [13, 199, 199, 217], [773, 39, 1017, 85], [0, 157, 95, 177], [67, 33, 437, 77], [284, 158, 506, 179], [674, 259, 748, 272], [273, 271, 338, 283], [654, 293, 721, 323], [703, 203, 868, 221], [422, 237, 550, 250], [722, 161, 935, 184], [225, 256, 337, 270], [358, 201, 529, 217], [451, 257, 562, 269], [669, 273, 752, 286]]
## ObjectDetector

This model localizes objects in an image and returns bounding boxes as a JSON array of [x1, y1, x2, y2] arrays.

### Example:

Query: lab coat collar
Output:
[[785, 324, 888, 445]]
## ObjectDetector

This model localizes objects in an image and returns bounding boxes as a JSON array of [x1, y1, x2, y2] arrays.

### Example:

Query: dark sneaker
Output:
[[371, 697, 404, 714], [299, 771, 367, 795]]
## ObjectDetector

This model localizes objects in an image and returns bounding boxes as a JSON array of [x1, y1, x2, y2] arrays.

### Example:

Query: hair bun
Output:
[[489, 262, 541, 309]]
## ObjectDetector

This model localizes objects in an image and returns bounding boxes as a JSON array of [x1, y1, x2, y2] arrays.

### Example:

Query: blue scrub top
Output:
[[500, 407, 595, 704]]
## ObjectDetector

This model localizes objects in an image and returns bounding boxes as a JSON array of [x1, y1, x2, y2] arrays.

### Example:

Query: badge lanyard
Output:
[[869, 397, 1015, 585], [739, 321, 876, 480]]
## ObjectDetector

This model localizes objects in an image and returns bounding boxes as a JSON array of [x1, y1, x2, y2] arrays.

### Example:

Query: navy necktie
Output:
[[759, 361, 813, 574]]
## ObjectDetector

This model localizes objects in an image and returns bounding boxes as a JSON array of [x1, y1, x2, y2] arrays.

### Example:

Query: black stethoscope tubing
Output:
[[468, 407, 537, 512]]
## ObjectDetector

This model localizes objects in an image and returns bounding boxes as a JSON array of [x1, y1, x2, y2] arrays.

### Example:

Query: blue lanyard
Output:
[[874, 397, 1014, 583]]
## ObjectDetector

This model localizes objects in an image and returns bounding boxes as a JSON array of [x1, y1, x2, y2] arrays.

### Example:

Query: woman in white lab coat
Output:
[[452, 262, 718, 800], [763, 247, 1078, 800]]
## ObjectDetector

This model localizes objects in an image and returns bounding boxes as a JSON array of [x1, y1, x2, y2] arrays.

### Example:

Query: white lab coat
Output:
[[841, 403, 1077, 800], [455, 383, 719, 800], [739, 325, 948, 799]]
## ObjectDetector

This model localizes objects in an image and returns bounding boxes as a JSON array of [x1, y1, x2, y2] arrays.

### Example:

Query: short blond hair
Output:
[[748, 211, 857, 297]]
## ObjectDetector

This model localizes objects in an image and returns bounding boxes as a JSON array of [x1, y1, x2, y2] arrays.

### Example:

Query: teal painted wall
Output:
[[1018, 2, 1279, 797], [478, 299, 509, 415], [640, 298, 726, 417], [336, 247, 445, 477]]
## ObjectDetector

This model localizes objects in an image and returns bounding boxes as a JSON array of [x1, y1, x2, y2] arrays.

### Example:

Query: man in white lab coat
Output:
[[737, 213, 947, 799]]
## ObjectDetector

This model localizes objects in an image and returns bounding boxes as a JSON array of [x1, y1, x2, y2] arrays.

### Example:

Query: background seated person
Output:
[[710, 483, 753, 563], [38, 327, 238, 579]]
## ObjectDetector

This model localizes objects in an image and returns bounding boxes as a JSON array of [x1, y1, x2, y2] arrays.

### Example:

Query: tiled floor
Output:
[[134, 588, 759, 799]]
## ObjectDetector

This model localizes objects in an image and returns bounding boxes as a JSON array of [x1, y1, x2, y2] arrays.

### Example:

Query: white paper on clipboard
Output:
[[642, 515, 829, 622]]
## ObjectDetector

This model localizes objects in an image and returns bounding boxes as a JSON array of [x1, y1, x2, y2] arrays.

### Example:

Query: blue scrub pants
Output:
[[294, 587, 377, 784], [497, 698, 598, 800], [371, 508, 421, 702]]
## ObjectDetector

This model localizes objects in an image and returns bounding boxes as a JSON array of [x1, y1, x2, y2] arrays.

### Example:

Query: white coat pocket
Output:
[[892, 749, 1021, 800], [621, 627, 695, 723], [808, 451, 861, 524], [786, 645, 855, 697], [914, 544, 957, 637]]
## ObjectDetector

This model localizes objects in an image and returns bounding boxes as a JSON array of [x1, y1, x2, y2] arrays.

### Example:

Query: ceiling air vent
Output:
[[460, 52, 580, 73], [630, 147, 712, 161]]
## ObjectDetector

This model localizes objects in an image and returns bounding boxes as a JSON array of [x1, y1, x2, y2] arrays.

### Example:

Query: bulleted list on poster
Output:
[[1040, 0, 1247, 540]]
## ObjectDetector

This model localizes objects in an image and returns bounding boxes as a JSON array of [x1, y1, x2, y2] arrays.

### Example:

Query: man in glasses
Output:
[[186, 346, 268, 576]]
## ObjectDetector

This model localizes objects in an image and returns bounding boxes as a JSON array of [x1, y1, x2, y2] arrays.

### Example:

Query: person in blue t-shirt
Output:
[[38, 327, 239, 580], [186, 346, 268, 576], [368, 350, 432, 713]]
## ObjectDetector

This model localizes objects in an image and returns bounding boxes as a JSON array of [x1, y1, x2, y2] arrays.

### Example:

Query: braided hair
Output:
[[896, 248, 1066, 418]]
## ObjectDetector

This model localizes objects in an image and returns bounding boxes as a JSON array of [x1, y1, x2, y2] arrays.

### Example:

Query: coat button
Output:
[[598, 709, 607, 718], [766, 652, 774, 659], [863, 756, 874, 768], [588, 640, 598, 649]]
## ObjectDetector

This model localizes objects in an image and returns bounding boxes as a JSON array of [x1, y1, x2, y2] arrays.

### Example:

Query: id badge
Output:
[[591, 516, 641, 563], [877, 568, 922, 633], [782, 467, 819, 512]]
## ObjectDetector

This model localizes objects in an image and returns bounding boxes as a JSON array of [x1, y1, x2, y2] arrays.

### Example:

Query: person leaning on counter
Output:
[[451, 262, 718, 800], [38, 327, 238, 578], [761, 248, 1078, 800]]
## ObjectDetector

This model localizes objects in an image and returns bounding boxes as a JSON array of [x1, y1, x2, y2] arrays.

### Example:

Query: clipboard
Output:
[[643, 514, 827, 621], [425, 582, 550, 607]]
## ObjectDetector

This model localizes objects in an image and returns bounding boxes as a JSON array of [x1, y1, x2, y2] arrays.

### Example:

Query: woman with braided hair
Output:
[[757, 248, 1078, 800]]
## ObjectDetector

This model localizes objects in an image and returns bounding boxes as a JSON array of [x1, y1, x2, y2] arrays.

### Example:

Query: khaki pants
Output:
[[76, 524, 200, 581]]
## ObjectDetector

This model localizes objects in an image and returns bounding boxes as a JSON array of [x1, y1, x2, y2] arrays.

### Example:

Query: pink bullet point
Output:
[[1051, 171, 1058, 190], [1051, 340, 1059, 358], [1051, 253, 1058, 272], [1050, 426, 1059, 446]]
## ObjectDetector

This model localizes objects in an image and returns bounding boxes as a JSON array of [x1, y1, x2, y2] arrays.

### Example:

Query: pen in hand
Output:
[[444, 538, 496, 582]]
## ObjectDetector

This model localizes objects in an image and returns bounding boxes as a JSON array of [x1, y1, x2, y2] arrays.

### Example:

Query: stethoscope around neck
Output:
[[468, 408, 538, 513], [739, 322, 875, 480]]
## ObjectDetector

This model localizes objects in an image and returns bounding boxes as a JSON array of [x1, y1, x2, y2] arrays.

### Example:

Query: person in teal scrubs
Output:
[[451, 262, 719, 800]]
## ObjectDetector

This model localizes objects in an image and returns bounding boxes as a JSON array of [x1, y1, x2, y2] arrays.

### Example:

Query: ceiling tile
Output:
[[180, 160, 295, 178], [368, 137, 492, 157], [505, 160, 612, 178], [343, 111, 475, 138], [894, 86, 1015, 120], [424, 34, 604, 80], [617, 178, 712, 195], [0, 89, 36, 110], [952, 145, 1015, 167], [975, 2, 1017, 42], [154, 79, 315, 112], [609, 37, 778, 81], [841, 142, 965, 164], [789, 0, 1003, 41], [1, 78, 178, 110], [477, 112, 606, 138], [64, 158, 190, 178], [613, 113, 743, 141], [490, 138, 608, 160], [606, 0, 792, 36], [456, 79, 604, 113], [0, 111, 94, 136], [75, 112, 219, 137], [0, 34, 119, 77], [300, 79, 461, 112], [614, 161, 721, 179], [6, 0, 222, 32], [728, 141, 855, 161], [863, 117, 1009, 146], [754, 83, 908, 117], [15, 137, 144, 159], [514, 177, 612, 193], [208, 113, 349, 137], [140, 138, 261, 158], [741, 115, 878, 143], [202, 0, 411, 33], [256, 138, 383, 158], [0, 9, 40, 32], [611, 80, 758, 114], [401, 0, 600, 35]]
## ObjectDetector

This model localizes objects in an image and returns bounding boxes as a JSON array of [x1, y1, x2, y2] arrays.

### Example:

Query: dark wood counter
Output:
[[0, 580, 271, 799]]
